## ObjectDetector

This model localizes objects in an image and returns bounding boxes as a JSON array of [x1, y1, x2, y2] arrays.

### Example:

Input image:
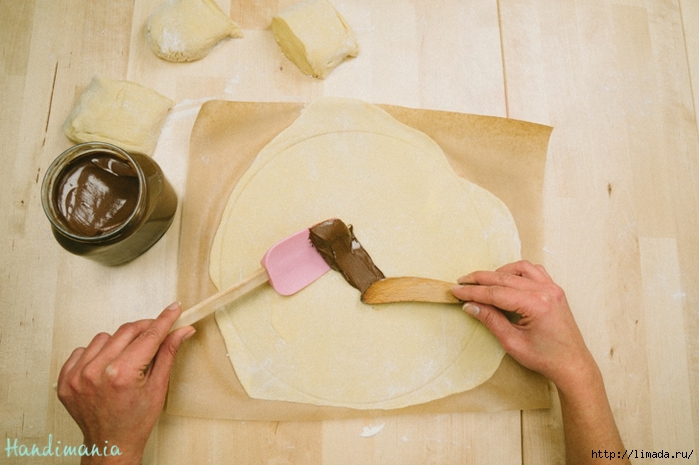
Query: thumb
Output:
[[463, 302, 517, 345], [149, 326, 195, 388]]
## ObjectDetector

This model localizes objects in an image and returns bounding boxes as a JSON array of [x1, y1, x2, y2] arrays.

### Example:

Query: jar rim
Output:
[[41, 142, 148, 243]]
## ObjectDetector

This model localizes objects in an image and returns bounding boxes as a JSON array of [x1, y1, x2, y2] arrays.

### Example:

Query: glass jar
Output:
[[41, 142, 178, 265]]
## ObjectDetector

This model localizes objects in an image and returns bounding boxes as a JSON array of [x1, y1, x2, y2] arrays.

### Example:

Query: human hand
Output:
[[451, 260, 596, 391], [452, 261, 630, 464], [57, 302, 195, 465]]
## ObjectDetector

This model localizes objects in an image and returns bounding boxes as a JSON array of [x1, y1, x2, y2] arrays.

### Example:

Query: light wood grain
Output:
[[500, 2, 699, 465], [1, 0, 698, 463]]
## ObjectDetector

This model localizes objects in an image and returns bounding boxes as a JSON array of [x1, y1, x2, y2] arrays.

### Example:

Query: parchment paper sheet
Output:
[[166, 101, 553, 421]]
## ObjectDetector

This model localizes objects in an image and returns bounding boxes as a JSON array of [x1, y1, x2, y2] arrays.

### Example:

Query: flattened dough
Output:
[[211, 98, 520, 410], [63, 76, 174, 156], [146, 0, 242, 62]]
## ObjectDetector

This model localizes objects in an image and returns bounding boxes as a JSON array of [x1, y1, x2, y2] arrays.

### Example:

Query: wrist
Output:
[[550, 350, 603, 397]]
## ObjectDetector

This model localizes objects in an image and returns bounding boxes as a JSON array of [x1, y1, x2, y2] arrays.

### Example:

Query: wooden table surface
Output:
[[2, 0, 698, 463]]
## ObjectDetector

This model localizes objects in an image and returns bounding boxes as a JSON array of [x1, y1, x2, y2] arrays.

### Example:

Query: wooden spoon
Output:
[[361, 277, 461, 305], [363, 277, 520, 323]]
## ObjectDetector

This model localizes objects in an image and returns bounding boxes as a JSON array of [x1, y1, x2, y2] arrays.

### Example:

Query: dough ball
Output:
[[146, 0, 243, 62], [62, 76, 174, 156], [271, 0, 358, 79]]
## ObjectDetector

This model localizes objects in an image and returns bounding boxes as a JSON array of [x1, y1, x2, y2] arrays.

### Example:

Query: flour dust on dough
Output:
[[210, 98, 521, 410], [146, 0, 242, 62]]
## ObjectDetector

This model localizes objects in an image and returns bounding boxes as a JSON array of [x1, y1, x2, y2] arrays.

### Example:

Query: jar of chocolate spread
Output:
[[41, 142, 178, 265]]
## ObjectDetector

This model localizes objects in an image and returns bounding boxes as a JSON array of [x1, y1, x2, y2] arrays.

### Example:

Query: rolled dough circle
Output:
[[211, 98, 520, 409]]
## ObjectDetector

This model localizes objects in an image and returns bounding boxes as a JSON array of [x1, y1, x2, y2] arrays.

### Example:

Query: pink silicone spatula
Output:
[[170, 225, 331, 332]]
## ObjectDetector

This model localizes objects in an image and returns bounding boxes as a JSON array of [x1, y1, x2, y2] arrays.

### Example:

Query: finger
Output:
[[495, 260, 550, 283], [57, 347, 87, 397], [457, 270, 499, 285], [118, 302, 183, 371], [455, 270, 539, 292], [90, 319, 154, 367], [452, 283, 532, 314], [56, 332, 109, 398], [462, 302, 519, 348], [58, 347, 86, 381], [66, 332, 111, 375], [148, 326, 195, 391], [536, 263, 553, 280]]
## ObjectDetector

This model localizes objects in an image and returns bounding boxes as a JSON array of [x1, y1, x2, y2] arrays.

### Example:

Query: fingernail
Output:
[[166, 302, 181, 311], [462, 303, 480, 316], [183, 329, 196, 341], [450, 284, 464, 292]]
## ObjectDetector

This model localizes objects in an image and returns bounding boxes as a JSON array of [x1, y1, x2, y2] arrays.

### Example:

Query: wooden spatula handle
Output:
[[361, 277, 461, 305], [170, 268, 269, 333]]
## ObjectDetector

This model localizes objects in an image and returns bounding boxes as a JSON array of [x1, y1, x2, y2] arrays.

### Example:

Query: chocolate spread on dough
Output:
[[309, 219, 385, 293]]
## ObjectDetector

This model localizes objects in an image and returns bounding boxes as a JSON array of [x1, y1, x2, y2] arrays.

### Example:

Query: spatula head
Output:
[[261, 228, 331, 296]]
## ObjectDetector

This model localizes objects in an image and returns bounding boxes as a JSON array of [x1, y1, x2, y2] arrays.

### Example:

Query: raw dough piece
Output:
[[63, 76, 174, 156], [271, 0, 358, 79], [146, 0, 243, 62], [211, 98, 521, 410]]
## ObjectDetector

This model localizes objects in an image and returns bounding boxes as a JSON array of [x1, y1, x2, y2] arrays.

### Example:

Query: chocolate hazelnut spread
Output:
[[55, 153, 139, 236], [42, 142, 178, 265], [309, 218, 384, 293]]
